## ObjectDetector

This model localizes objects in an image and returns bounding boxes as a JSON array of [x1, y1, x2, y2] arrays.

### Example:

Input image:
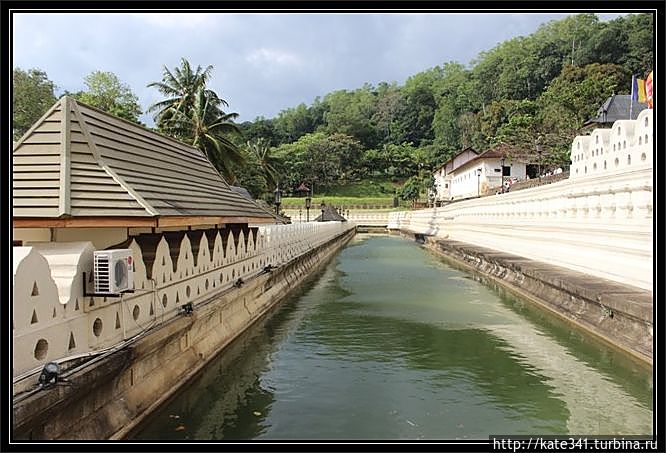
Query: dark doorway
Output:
[[526, 164, 539, 179]]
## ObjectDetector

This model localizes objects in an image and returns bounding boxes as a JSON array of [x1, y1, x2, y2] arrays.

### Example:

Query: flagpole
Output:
[[630, 74, 635, 119]]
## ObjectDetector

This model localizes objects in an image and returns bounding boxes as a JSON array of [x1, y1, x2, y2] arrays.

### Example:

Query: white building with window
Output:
[[433, 145, 528, 202]]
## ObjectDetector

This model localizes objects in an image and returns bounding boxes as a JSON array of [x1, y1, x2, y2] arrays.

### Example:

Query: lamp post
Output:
[[273, 184, 282, 217], [500, 157, 506, 193], [536, 138, 544, 179], [476, 168, 482, 197], [305, 193, 312, 222]]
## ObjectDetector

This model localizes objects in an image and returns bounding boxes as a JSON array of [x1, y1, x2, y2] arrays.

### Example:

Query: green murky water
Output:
[[132, 235, 653, 440]]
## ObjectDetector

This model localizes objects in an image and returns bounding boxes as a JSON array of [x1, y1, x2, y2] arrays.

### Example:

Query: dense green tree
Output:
[[74, 71, 142, 123], [399, 174, 434, 207], [371, 82, 402, 144], [579, 24, 629, 68], [323, 86, 379, 148], [393, 69, 443, 146], [273, 103, 316, 143], [274, 132, 363, 190], [399, 176, 422, 207], [238, 117, 278, 146], [620, 14, 654, 75], [229, 148, 268, 198], [12, 68, 57, 140], [535, 63, 629, 164]]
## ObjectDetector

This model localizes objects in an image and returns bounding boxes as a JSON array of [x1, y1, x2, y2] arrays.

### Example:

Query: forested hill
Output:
[[235, 13, 652, 195]]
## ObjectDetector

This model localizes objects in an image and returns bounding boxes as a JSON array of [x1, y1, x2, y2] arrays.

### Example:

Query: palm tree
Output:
[[169, 86, 244, 181], [246, 138, 279, 188], [148, 58, 244, 181], [147, 58, 226, 139]]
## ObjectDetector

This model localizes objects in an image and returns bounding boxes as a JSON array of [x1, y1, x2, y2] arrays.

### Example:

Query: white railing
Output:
[[12, 221, 354, 378], [283, 209, 390, 226]]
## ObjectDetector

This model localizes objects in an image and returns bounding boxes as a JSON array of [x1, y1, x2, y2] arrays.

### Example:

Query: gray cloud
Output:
[[12, 12, 627, 124]]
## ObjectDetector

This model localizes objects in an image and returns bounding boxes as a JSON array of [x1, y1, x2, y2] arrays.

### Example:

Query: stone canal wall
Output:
[[418, 237, 652, 365], [12, 222, 355, 440]]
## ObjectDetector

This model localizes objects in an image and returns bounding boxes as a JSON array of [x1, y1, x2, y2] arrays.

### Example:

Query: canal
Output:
[[132, 235, 653, 440]]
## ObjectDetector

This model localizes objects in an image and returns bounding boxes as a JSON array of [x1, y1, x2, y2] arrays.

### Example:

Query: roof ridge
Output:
[[64, 95, 213, 155], [13, 97, 64, 151], [70, 99, 158, 216], [74, 97, 275, 219]]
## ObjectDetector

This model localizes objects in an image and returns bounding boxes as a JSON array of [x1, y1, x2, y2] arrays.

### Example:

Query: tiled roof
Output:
[[13, 96, 274, 221], [584, 94, 648, 126], [314, 205, 347, 222]]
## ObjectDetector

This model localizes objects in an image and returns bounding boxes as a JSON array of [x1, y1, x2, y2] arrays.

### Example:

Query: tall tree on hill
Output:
[[273, 103, 316, 143], [73, 71, 142, 123], [12, 68, 57, 141]]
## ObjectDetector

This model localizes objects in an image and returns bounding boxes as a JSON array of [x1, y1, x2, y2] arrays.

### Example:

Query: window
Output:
[[502, 166, 511, 177]]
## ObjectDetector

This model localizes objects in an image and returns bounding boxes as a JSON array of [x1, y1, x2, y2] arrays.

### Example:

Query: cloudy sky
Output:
[[12, 11, 624, 124]]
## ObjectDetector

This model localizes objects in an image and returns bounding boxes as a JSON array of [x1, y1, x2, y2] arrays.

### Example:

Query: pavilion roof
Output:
[[13, 96, 276, 226]]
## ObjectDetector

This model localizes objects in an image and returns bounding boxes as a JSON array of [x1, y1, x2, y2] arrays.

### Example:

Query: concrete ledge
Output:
[[419, 236, 653, 365]]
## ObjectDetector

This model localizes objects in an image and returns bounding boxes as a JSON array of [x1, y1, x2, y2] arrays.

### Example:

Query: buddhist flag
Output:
[[638, 78, 647, 103], [632, 74, 648, 105], [645, 71, 653, 108]]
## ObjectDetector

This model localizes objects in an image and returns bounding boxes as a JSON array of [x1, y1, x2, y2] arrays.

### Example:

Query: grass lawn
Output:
[[281, 196, 395, 208], [281, 178, 407, 208]]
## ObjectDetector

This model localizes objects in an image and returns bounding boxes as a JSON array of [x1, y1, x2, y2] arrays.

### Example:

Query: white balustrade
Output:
[[12, 221, 354, 378]]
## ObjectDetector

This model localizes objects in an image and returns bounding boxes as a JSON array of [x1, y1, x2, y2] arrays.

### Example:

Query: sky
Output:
[[12, 11, 626, 125]]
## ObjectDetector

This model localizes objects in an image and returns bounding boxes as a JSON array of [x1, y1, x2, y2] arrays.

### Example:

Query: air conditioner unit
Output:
[[94, 249, 134, 294]]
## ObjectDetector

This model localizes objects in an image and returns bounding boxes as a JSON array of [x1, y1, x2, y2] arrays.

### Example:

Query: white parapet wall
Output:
[[389, 110, 653, 291], [283, 209, 390, 226], [12, 221, 354, 379]]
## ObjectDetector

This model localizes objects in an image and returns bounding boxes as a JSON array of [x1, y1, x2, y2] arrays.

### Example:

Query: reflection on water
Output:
[[133, 235, 653, 440]]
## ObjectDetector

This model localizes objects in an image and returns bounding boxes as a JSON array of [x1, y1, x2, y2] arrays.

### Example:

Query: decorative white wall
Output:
[[12, 221, 354, 378], [571, 109, 652, 179]]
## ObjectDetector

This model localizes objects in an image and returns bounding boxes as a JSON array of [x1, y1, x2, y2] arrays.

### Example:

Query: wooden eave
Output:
[[13, 215, 278, 229]]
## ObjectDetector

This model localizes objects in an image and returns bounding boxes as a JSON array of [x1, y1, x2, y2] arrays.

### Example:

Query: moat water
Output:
[[132, 235, 653, 440]]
